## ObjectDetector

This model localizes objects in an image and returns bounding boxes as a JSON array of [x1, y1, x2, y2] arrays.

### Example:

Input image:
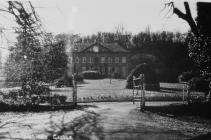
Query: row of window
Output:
[[69, 56, 127, 64]]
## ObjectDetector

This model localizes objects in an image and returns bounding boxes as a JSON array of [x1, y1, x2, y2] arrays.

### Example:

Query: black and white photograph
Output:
[[0, 0, 211, 140]]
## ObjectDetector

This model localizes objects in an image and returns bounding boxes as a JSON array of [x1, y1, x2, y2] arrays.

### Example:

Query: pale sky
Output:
[[0, 0, 205, 61], [33, 0, 197, 34]]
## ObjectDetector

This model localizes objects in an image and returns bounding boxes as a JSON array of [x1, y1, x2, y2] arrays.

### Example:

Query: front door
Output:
[[95, 57, 99, 64]]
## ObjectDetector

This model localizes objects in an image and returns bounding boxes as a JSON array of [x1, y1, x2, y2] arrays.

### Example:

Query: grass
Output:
[[51, 79, 205, 103], [0, 78, 205, 104]]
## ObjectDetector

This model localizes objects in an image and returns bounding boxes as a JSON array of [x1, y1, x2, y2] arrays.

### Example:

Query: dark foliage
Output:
[[126, 63, 160, 90], [45, 41, 68, 82], [178, 71, 199, 82], [172, 2, 211, 81], [128, 31, 194, 82], [189, 77, 210, 95], [146, 101, 211, 119], [187, 33, 211, 80], [75, 31, 132, 49], [2, 81, 51, 105], [0, 91, 69, 112], [51, 94, 67, 105], [197, 2, 211, 37]]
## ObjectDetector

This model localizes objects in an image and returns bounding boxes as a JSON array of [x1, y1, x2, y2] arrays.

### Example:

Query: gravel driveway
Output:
[[1, 102, 211, 140]]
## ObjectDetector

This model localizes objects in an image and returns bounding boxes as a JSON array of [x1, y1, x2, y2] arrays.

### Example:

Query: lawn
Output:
[[51, 79, 205, 102], [0, 79, 210, 140], [0, 78, 205, 103]]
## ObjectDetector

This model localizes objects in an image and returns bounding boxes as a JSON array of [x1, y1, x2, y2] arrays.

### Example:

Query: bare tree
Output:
[[164, 2, 198, 36]]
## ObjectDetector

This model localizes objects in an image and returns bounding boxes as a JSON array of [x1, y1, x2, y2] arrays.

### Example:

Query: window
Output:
[[75, 57, 79, 63], [115, 57, 119, 63], [82, 57, 86, 63], [101, 57, 105, 63], [108, 57, 112, 63], [122, 57, 126, 63], [89, 57, 92, 63]]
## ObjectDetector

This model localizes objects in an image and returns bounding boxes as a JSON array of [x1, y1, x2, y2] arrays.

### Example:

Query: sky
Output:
[[33, 0, 196, 34], [0, 0, 204, 61]]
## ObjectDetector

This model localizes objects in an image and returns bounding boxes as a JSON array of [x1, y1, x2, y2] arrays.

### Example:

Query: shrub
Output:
[[2, 81, 51, 105], [178, 71, 198, 82], [55, 74, 84, 88], [82, 71, 103, 79], [55, 77, 71, 88], [22, 81, 50, 96], [51, 94, 67, 105], [75, 74, 84, 82], [3, 90, 19, 100], [126, 63, 160, 91], [189, 77, 210, 95]]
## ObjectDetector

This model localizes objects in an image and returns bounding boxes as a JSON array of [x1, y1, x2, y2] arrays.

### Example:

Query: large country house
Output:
[[69, 42, 131, 78]]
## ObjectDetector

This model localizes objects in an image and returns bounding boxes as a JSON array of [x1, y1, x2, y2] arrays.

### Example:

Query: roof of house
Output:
[[71, 42, 130, 53]]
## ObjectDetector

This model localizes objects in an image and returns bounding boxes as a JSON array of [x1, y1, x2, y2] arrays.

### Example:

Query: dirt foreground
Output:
[[0, 102, 211, 140]]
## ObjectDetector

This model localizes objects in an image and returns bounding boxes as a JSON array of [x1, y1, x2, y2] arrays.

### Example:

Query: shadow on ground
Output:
[[145, 102, 211, 120], [46, 107, 105, 140], [0, 105, 99, 140], [190, 132, 211, 140]]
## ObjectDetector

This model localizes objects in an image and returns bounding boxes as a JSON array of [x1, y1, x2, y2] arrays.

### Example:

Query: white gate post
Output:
[[140, 74, 145, 111], [72, 74, 77, 107]]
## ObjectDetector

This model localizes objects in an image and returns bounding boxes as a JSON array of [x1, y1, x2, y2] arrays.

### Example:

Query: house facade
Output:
[[69, 42, 131, 78]]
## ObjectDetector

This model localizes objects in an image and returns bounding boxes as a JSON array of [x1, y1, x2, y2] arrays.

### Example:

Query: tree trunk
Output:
[[173, 2, 198, 36]]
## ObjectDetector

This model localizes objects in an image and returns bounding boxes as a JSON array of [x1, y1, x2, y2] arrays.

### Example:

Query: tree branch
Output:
[[173, 2, 198, 36], [0, 9, 10, 13], [174, 8, 187, 20]]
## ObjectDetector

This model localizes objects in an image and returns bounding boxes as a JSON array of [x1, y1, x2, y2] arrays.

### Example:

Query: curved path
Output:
[[56, 102, 211, 140]]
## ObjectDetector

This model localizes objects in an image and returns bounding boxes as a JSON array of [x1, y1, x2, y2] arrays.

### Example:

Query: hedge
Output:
[[126, 63, 160, 91]]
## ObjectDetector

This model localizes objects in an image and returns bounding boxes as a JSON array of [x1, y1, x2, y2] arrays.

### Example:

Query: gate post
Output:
[[72, 74, 77, 107], [142, 74, 145, 109], [140, 74, 145, 111], [182, 84, 184, 102], [187, 83, 190, 104]]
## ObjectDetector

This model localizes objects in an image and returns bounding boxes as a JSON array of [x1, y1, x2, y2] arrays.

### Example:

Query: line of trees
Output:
[[72, 29, 191, 82], [129, 30, 192, 82]]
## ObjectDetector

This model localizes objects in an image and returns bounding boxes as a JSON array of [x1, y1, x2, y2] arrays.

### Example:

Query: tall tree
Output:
[[1, 2, 47, 86], [166, 2, 211, 79]]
